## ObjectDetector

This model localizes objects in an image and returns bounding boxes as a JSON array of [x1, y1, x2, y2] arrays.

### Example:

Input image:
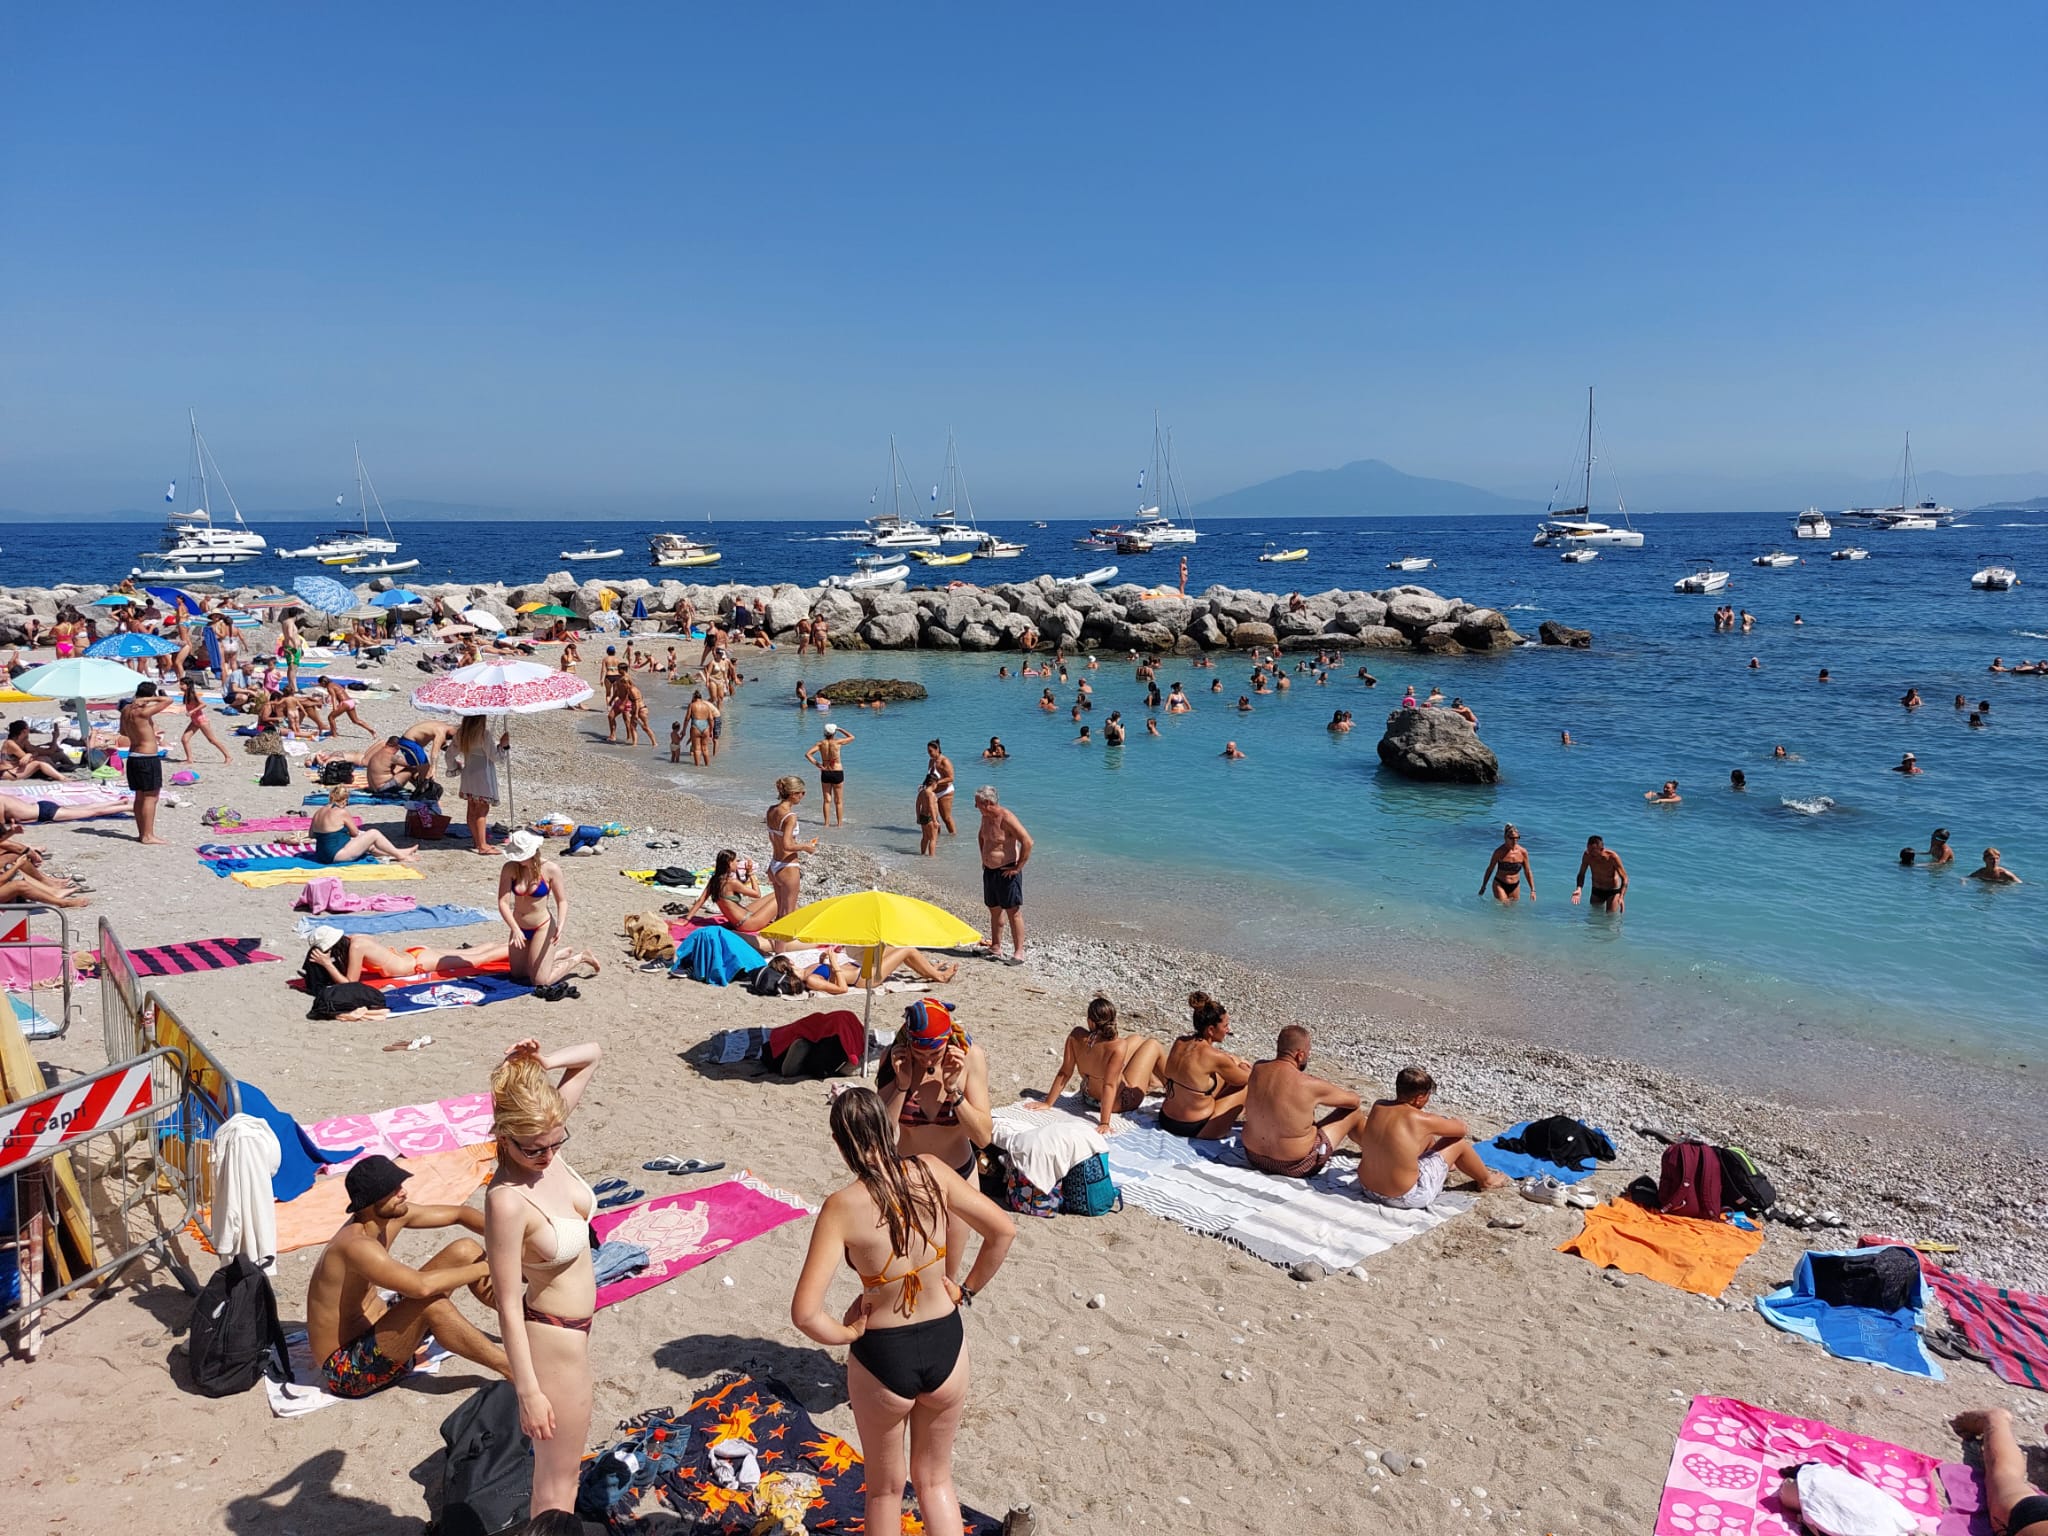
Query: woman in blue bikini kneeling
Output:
[[496, 830, 599, 989]]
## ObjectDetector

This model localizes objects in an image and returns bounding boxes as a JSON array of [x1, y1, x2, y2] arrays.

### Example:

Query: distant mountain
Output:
[[1971, 495, 2048, 513], [1194, 459, 1542, 520], [1621, 469, 2048, 515]]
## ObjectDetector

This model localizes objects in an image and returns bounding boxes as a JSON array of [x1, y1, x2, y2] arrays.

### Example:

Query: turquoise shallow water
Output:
[[642, 513, 2048, 1072]]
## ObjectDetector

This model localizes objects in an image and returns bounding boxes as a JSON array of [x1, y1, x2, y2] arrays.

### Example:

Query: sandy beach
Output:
[[3, 634, 2042, 1536]]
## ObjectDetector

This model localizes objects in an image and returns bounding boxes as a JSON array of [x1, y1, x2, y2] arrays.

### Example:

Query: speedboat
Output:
[[1060, 566, 1119, 588], [974, 535, 1025, 559], [337, 557, 419, 575], [1112, 533, 1154, 555], [131, 564, 223, 583], [1752, 550, 1799, 568], [1258, 546, 1308, 564], [1560, 547, 1599, 563], [1673, 560, 1731, 594], [1386, 556, 1434, 572], [1971, 563, 2020, 591], [1831, 546, 1870, 561], [1073, 531, 1119, 551], [561, 546, 625, 561], [1794, 508, 1832, 540], [822, 564, 908, 591], [1879, 513, 1940, 531], [649, 534, 722, 568]]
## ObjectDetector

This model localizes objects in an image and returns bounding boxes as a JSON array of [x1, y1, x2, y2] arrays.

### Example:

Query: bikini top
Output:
[[898, 1087, 962, 1129], [519, 1162, 594, 1273], [858, 1242, 947, 1316]]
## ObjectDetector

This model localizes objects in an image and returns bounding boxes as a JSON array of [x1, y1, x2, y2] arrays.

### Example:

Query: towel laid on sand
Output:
[[1877, 1238, 2048, 1393], [1561, 1199, 1764, 1297], [18, 782, 130, 806], [1755, 1247, 1943, 1379], [592, 1175, 812, 1309], [268, 1144, 496, 1255], [292, 878, 417, 913], [232, 863, 420, 889], [205, 854, 348, 876], [1477, 1120, 1612, 1184], [122, 937, 282, 977], [199, 840, 315, 859], [380, 975, 532, 1013], [1039, 1103, 1472, 1271], [305, 1092, 495, 1169], [298, 789, 411, 806], [291, 905, 491, 939], [1655, 1394, 1957, 1536]]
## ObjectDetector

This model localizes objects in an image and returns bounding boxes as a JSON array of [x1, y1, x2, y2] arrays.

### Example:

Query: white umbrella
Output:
[[462, 609, 505, 632], [15, 657, 152, 755], [410, 662, 593, 822]]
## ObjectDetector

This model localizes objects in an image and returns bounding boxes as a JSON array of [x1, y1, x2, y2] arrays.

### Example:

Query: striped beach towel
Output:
[[121, 937, 282, 977], [198, 840, 316, 859], [1928, 1266, 2048, 1391]]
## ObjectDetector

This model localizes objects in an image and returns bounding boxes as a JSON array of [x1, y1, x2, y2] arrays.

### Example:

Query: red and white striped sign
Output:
[[0, 1063, 156, 1172]]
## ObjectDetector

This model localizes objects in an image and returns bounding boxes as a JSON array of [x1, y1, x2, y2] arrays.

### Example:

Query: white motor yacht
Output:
[[649, 533, 722, 568], [1560, 546, 1599, 563], [1674, 561, 1731, 594], [1794, 508, 1832, 540], [153, 413, 266, 564], [1831, 546, 1871, 561], [1752, 550, 1799, 568], [1971, 563, 2020, 591], [974, 535, 1026, 559], [1386, 556, 1435, 572]]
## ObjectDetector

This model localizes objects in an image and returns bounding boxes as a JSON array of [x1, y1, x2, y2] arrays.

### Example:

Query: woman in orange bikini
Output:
[[484, 1039, 603, 1516], [790, 1086, 1014, 1536], [1158, 990, 1252, 1138]]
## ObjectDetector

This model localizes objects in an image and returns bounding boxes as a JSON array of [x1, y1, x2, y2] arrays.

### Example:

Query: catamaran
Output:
[[1840, 433, 1954, 528], [153, 412, 267, 565], [862, 437, 942, 548], [1091, 416, 1198, 547], [280, 444, 401, 560], [1532, 388, 1645, 549]]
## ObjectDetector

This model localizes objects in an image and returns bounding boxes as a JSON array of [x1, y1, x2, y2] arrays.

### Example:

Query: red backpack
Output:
[[1657, 1141, 1726, 1220]]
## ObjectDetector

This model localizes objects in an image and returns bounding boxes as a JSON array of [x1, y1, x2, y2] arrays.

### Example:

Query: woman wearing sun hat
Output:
[[496, 829, 599, 990], [877, 1000, 992, 1288]]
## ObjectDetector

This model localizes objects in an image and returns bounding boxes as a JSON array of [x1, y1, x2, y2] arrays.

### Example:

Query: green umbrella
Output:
[[531, 605, 580, 619]]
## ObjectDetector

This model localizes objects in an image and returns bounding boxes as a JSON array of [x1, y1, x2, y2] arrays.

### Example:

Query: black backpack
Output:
[[320, 760, 356, 786], [1713, 1145, 1777, 1216], [432, 1380, 533, 1536], [258, 753, 292, 788], [186, 1256, 292, 1397]]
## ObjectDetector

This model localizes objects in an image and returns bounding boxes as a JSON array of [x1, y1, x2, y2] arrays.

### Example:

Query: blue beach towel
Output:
[[669, 926, 762, 987], [1475, 1121, 1612, 1185], [202, 854, 359, 876], [236, 1081, 361, 1203], [300, 789, 411, 806], [1754, 1248, 1944, 1379], [292, 905, 491, 938], [381, 975, 534, 1014]]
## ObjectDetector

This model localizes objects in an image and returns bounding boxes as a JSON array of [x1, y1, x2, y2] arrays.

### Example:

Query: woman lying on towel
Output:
[[310, 785, 419, 865], [1030, 995, 1167, 1134], [302, 925, 510, 988], [762, 946, 961, 996], [680, 848, 782, 943]]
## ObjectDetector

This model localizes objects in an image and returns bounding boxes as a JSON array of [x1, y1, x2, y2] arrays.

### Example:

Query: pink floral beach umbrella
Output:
[[410, 662, 593, 822]]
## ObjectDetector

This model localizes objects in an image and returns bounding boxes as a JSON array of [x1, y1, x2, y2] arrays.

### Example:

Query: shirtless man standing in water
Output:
[[1354, 1066, 1508, 1209], [1572, 834, 1628, 911], [974, 786, 1031, 964], [119, 684, 174, 845]]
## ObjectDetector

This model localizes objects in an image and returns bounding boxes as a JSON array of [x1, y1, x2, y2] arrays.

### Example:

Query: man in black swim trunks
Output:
[[118, 684, 173, 845], [1572, 834, 1628, 912], [974, 786, 1031, 965]]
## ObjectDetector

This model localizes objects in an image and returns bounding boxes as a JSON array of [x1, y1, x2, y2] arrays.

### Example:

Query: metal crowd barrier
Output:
[[0, 902, 79, 1043], [1, 1045, 195, 1359]]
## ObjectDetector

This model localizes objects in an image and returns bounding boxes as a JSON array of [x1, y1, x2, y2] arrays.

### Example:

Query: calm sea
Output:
[[6, 509, 2045, 1074]]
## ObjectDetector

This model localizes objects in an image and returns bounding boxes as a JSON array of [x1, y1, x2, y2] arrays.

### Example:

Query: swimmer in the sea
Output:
[[1559, 729, 1573, 746], [1221, 741, 1245, 760], [1209, 679, 1223, 693], [1923, 828, 1954, 865], [1478, 823, 1534, 904], [1892, 752, 1922, 775], [1749, 657, 1761, 669], [1039, 689, 1057, 712], [1902, 688, 1922, 709], [1572, 834, 1627, 913], [1145, 717, 1160, 737], [1969, 711, 1985, 729], [1730, 769, 1746, 790], [1955, 693, 1969, 709], [1899, 847, 1917, 866], [1645, 780, 1682, 804], [1967, 847, 2020, 885], [1236, 696, 1252, 712], [1818, 668, 1832, 683], [983, 737, 1008, 760], [1328, 710, 1352, 734]]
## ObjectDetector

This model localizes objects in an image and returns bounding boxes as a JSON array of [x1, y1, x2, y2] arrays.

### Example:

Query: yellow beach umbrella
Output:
[[758, 890, 981, 1074], [515, 601, 548, 614]]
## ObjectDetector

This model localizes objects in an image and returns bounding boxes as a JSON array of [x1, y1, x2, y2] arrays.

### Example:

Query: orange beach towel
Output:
[[190, 1143, 498, 1258], [1560, 1198, 1765, 1297]]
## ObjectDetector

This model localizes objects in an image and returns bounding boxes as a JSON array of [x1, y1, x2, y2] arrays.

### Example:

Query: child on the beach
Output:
[[668, 721, 683, 763]]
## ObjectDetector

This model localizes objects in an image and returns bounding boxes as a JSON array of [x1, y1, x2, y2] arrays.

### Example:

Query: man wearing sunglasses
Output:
[[306, 1155, 509, 1399]]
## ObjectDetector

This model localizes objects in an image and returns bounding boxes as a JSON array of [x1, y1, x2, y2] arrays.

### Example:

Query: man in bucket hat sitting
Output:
[[305, 1154, 508, 1398]]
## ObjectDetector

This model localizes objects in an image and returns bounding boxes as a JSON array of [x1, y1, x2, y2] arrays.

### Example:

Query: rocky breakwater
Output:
[[0, 572, 1590, 659]]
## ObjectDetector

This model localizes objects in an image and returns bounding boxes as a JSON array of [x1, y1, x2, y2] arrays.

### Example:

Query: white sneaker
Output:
[[1520, 1175, 1569, 1207]]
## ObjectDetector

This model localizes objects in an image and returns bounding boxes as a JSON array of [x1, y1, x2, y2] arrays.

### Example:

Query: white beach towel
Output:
[[989, 1102, 1108, 1194], [265, 1328, 452, 1417], [1072, 1108, 1473, 1270]]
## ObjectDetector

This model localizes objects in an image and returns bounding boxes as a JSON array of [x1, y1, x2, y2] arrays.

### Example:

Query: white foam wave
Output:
[[1780, 795, 1835, 816], [1504, 603, 1541, 612], [2015, 630, 2048, 641], [1999, 522, 2045, 528]]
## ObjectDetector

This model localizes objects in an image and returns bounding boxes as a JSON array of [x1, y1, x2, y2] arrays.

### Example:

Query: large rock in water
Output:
[[1539, 619, 1593, 649], [1377, 707, 1500, 784], [817, 678, 929, 704]]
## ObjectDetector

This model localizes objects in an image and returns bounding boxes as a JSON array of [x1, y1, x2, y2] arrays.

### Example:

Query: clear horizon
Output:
[[3, 7, 2042, 516]]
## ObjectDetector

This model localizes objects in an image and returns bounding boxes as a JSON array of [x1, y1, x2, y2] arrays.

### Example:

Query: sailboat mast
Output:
[[356, 441, 368, 533], [1584, 386, 1594, 516]]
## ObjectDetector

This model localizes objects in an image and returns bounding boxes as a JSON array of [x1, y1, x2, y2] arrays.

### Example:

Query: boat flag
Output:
[[1137, 469, 1145, 490], [930, 485, 938, 503], [164, 481, 176, 502], [335, 494, 345, 506]]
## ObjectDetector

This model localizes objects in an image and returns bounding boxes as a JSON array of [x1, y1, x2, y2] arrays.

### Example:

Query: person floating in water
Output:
[[1644, 780, 1682, 804], [1730, 769, 1746, 790], [1892, 752, 1923, 775], [1221, 741, 1245, 760], [1924, 828, 1954, 865], [1901, 687, 1922, 709]]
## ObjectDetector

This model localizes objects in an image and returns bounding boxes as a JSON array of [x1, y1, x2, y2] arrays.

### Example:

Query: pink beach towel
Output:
[[304, 1093, 496, 1169], [0, 944, 66, 992], [293, 876, 419, 914], [1657, 1395, 1949, 1536], [18, 783, 131, 807], [592, 1175, 811, 1308]]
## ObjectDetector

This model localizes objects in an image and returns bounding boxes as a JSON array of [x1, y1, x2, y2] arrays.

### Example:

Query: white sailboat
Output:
[[1097, 416, 1198, 546], [1841, 433, 1954, 528], [152, 412, 267, 565], [931, 431, 990, 545], [862, 438, 941, 547], [281, 444, 401, 560], [1532, 388, 1645, 548]]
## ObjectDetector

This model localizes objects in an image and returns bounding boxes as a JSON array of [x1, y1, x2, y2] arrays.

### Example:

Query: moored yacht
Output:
[[1971, 562, 2020, 591], [154, 412, 267, 564], [1752, 550, 1799, 568], [1531, 388, 1646, 548], [280, 444, 401, 560], [649, 532, 722, 568], [1673, 560, 1731, 594], [1794, 508, 1832, 540]]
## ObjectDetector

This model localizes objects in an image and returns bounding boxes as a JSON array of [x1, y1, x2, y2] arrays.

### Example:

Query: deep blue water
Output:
[[6, 509, 2046, 1069]]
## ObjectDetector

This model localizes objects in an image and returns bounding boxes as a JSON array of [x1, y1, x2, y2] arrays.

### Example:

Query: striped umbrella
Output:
[[291, 574, 356, 615], [410, 663, 593, 822]]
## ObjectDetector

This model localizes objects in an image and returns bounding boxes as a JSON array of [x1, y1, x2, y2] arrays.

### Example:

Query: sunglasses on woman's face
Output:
[[515, 1132, 571, 1160]]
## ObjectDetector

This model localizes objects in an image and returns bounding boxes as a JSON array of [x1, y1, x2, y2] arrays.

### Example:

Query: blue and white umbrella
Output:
[[85, 633, 181, 659], [291, 574, 356, 615], [371, 588, 424, 608]]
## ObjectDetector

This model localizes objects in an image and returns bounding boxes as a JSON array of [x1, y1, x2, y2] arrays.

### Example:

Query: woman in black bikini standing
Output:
[[791, 1087, 1014, 1536], [1158, 991, 1252, 1138], [1478, 823, 1535, 903], [804, 724, 855, 827], [877, 1001, 991, 1286]]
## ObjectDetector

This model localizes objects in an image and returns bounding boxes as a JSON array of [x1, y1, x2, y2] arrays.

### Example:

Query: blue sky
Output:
[[2, 5, 2042, 517]]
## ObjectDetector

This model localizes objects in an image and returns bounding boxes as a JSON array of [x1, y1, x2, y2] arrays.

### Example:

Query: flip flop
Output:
[[592, 1177, 629, 1195], [672, 1159, 725, 1176], [597, 1187, 643, 1210]]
